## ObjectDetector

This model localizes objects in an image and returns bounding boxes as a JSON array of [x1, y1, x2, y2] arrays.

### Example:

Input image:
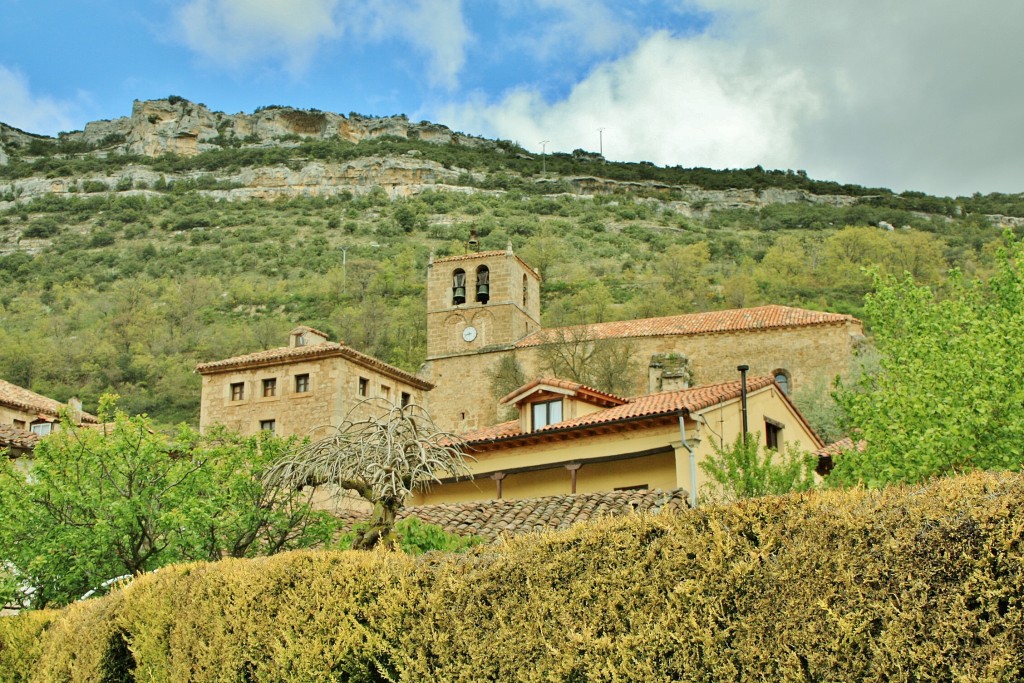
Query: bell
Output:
[[476, 283, 489, 302], [453, 286, 466, 304]]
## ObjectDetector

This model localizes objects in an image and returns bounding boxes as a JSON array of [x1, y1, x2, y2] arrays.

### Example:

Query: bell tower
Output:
[[425, 242, 542, 359]]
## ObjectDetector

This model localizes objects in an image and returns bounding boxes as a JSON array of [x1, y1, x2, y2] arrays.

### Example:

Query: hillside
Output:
[[1, 98, 1022, 426]]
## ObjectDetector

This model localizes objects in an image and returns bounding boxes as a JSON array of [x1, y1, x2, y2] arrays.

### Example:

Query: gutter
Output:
[[678, 412, 698, 508]]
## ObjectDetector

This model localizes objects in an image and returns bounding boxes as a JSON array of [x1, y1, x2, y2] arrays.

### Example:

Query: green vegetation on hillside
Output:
[[0, 179, 1016, 426]]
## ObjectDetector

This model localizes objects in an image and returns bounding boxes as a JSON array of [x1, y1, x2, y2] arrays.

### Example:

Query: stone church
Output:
[[198, 243, 864, 438]]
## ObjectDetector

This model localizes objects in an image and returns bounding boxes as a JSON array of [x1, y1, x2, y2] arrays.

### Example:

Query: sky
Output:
[[1, 0, 1022, 198]]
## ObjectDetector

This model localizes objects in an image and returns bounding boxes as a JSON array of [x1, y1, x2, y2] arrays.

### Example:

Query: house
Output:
[[0, 378, 97, 438], [419, 244, 864, 432], [411, 374, 822, 507], [0, 424, 39, 461], [196, 326, 433, 438]]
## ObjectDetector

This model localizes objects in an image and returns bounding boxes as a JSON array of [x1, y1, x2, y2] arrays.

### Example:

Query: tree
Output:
[[832, 234, 1024, 487], [0, 398, 337, 609], [699, 433, 817, 503], [263, 399, 472, 550], [536, 326, 642, 397]]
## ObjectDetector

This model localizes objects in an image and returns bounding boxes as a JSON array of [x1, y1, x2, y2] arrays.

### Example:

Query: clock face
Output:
[[462, 326, 478, 342]]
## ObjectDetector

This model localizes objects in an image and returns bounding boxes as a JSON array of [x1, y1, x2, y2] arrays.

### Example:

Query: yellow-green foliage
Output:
[[4, 472, 1024, 681]]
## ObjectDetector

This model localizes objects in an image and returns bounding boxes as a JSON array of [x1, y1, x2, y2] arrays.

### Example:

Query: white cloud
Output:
[[173, 0, 343, 74], [445, 1, 1024, 196], [444, 31, 818, 170], [354, 0, 470, 89], [172, 0, 470, 87], [0, 66, 78, 136]]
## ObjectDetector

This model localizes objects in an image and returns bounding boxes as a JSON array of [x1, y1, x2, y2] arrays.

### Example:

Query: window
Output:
[[765, 419, 783, 450], [531, 399, 563, 431], [30, 422, 52, 436], [452, 269, 466, 305], [523, 273, 528, 306], [475, 265, 490, 303], [259, 419, 276, 433], [13, 419, 26, 430], [381, 385, 391, 400], [773, 369, 791, 395], [295, 374, 310, 393], [295, 333, 306, 347], [230, 382, 245, 401], [358, 377, 368, 396], [262, 378, 277, 397], [400, 391, 411, 407]]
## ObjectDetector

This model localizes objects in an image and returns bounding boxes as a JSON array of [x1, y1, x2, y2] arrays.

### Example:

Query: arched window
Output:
[[773, 369, 791, 395], [476, 265, 490, 304], [452, 269, 466, 305], [522, 273, 528, 306]]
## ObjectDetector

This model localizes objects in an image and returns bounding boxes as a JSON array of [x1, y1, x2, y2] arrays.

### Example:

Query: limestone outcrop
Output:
[[46, 98, 490, 158]]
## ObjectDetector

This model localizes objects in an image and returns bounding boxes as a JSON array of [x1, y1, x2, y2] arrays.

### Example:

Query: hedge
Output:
[[3, 471, 1024, 681]]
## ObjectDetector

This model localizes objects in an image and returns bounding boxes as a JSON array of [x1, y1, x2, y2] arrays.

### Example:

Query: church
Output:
[[197, 243, 862, 503]]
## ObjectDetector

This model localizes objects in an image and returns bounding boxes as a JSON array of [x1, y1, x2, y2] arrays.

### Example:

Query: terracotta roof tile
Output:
[[289, 325, 332, 339], [195, 343, 432, 390], [463, 376, 777, 445], [516, 305, 858, 348], [430, 250, 509, 265], [816, 437, 866, 458], [0, 379, 97, 423], [334, 489, 689, 541], [429, 250, 541, 279], [499, 376, 628, 406], [0, 424, 39, 451]]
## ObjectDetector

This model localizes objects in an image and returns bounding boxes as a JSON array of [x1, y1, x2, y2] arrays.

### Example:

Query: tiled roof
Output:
[[0, 424, 39, 451], [431, 250, 509, 264], [516, 305, 858, 347], [429, 249, 540, 278], [333, 489, 689, 541], [463, 376, 778, 445], [290, 325, 331, 339], [0, 379, 97, 423], [195, 343, 433, 390], [816, 437, 866, 458], [499, 376, 628, 407]]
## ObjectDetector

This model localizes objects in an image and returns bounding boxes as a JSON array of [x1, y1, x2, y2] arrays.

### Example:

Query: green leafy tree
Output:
[[0, 398, 338, 609], [832, 235, 1024, 487], [700, 433, 817, 503]]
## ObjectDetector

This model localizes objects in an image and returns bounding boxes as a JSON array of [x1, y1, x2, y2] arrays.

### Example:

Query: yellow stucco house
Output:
[[0, 378, 96, 439], [412, 374, 822, 507]]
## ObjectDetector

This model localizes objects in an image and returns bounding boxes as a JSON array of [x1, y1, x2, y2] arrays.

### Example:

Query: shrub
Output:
[[4, 472, 1024, 681]]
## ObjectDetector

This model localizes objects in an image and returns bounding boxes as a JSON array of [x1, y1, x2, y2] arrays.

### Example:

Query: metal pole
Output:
[[540, 140, 550, 174], [598, 127, 605, 156], [737, 365, 749, 444]]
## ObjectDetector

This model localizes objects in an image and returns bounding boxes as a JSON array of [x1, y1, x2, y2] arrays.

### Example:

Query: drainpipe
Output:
[[678, 413, 698, 508], [737, 364, 749, 445]]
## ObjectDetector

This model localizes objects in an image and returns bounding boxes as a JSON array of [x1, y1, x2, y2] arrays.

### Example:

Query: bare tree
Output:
[[537, 326, 642, 397], [263, 399, 472, 550]]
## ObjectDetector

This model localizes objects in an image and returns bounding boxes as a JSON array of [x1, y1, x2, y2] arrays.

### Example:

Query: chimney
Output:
[[468, 227, 479, 252], [68, 397, 83, 425]]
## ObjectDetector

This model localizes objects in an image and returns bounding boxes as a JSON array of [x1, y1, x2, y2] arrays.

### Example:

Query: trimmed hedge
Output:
[[3, 471, 1024, 681]]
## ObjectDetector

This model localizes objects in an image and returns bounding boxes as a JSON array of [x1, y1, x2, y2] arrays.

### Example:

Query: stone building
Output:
[[0, 378, 96, 437], [420, 245, 864, 433], [196, 326, 433, 438]]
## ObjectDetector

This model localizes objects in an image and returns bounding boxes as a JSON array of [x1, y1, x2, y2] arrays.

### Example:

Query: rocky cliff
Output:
[[54, 98, 491, 158]]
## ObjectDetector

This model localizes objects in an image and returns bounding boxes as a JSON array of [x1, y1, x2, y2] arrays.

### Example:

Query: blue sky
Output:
[[2, 0, 1022, 197]]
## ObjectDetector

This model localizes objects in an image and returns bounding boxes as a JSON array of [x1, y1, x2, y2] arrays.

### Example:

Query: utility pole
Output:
[[539, 140, 550, 174], [340, 245, 348, 292], [597, 127, 605, 156]]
